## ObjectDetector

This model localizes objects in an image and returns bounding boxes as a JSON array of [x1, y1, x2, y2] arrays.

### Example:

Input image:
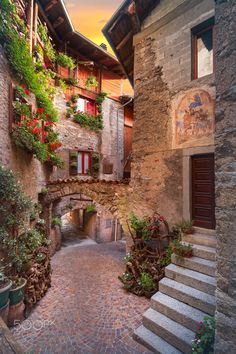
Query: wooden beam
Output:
[[37, 1, 60, 42], [53, 16, 64, 29], [33, 1, 38, 47], [27, 0, 34, 54], [45, 0, 58, 12], [116, 31, 133, 51], [127, 1, 141, 34]]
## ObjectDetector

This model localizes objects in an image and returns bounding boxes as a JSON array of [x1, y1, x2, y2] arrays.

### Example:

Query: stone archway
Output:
[[40, 178, 130, 250]]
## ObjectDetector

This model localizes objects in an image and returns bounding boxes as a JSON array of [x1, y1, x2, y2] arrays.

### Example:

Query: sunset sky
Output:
[[64, 0, 122, 53]]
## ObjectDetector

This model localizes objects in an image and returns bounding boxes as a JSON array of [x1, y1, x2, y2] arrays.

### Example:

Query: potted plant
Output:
[[9, 277, 27, 306], [138, 272, 157, 298], [176, 220, 194, 235], [0, 269, 12, 324], [86, 204, 96, 213], [172, 240, 193, 258]]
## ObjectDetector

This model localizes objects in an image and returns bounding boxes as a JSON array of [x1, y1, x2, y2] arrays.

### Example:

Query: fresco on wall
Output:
[[174, 89, 215, 148]]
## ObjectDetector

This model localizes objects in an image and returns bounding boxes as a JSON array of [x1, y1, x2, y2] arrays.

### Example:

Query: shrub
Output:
[[73, 112, 103, 131], [129, 212, 150, 239], [85, 75, 98, 89], [138, 272, 155, 292], [175, 220, 194, 233]]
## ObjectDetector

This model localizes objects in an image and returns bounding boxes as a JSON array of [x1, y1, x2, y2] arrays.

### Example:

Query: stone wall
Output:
[[0, 47, 50, 201], [215, 0, 236, 352], [128, 0, 215, 227], [52, 95, 125, 182]]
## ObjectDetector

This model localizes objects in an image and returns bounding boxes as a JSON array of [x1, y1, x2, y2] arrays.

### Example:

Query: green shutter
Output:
[[69, 150, 78, 175]]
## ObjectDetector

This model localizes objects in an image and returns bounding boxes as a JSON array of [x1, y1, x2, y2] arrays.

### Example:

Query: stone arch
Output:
[[40, 179, 130, 245]]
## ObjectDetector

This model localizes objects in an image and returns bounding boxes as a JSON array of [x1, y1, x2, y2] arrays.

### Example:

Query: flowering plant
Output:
[[192, 317, 215, 354], [12, 91, 63, 168]]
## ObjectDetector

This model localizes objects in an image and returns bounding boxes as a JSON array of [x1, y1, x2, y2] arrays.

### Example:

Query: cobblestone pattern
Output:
[[11, 242, 151, 354], [215, 0, 236, 353]]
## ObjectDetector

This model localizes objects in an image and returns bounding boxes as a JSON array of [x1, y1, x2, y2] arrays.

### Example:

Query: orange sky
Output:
[[64, 0, 122, 53]]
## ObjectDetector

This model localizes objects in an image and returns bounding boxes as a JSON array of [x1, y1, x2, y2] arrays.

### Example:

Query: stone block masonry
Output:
[[215, 0, 236, 353]]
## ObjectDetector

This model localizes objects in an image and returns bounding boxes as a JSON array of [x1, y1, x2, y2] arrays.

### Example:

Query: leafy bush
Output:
[[192, 317, 215, 354], [73, 112, 103, 131], [175, 220, 194, 233], [57, 53, 76, 69], [138, 272, 155, 292], [0, 166, 49, 274], [129, 212, 150, 239]]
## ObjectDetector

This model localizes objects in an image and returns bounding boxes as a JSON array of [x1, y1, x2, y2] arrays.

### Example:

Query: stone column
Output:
[[215, 1, 236, 353]]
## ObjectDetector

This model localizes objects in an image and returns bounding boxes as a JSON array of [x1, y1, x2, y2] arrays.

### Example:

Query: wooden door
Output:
[[192, 154, 215, 229]]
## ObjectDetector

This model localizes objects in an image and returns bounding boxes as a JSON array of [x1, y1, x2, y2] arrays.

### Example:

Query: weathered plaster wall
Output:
[[215, 1, 236, 352], [129, 0, 215, 226], [0, 47, 50, 201]]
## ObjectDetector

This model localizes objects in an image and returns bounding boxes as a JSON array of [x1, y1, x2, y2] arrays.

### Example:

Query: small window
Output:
[[69, 150, 91, 175], [192, 19, 214, 79], [76, 97, 96, 115]]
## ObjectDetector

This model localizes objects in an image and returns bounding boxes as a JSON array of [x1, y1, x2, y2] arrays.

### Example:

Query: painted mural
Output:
[[174, 89, 214, 148]]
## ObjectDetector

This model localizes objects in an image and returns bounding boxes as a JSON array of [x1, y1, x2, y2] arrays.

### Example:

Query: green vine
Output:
[[0, 0, 58, 121], [37, 23, 56, 62]]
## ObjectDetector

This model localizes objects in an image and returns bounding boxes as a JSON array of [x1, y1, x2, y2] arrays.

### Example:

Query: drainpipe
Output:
[[114, 219, 118, 242], [117, 97, 133, 179]]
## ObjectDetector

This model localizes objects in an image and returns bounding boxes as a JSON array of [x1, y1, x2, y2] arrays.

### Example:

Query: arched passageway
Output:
[[53, 193, 123, 247]]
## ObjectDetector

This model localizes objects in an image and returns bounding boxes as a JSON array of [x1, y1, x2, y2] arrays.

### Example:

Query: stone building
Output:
[[0, 0, 134, 248], [104, 0, 216, 229], [104, 0, 236, 352]]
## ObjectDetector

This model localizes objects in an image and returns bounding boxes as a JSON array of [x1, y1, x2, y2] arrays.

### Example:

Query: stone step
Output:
[[143, 308, 194, 354], [193, 227, 216, 236], [165, 263, 216, 295], [182, 233, 216, 247], [189, 244, 216, 261], [159, 277, 215, 315], [171, 254, 216, 277], [151, 292, 210, 332], [134, 325, 182, 354]]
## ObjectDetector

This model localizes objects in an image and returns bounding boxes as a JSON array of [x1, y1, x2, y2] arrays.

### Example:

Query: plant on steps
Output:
[[175, 220, 194, 234], [171, 239, 193, 258], [192, 316, 215, 354]]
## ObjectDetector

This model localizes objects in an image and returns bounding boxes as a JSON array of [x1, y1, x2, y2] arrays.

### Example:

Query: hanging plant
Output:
[[37, 23, 56, 62], [56, 53, 76, 70], [85, 75, 99, 89]]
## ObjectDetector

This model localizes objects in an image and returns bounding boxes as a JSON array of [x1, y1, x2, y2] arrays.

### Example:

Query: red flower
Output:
[[16, 122, 22, 127], [58, 142, 62, 148], [43, 131, 48, 137], [25, 89, 30, 95], [21, 84, 26, 89], [45, 121, 56, 126], [32, 127, 42, 135], [37, 108, 44, 114]]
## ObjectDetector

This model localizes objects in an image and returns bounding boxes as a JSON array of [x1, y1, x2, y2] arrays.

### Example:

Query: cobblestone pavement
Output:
[[12, 241, 151, 354]]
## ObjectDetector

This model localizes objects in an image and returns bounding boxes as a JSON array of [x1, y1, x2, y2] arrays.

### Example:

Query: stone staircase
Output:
[[134, 228, 216, 354]]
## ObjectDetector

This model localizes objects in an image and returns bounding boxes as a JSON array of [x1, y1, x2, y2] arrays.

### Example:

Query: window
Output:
[[69, 150, 91, 175], [192, 19, 214, 79], [76, 97, 96, 115]]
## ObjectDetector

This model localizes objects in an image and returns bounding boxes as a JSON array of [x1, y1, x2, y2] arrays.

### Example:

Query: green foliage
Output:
[[0, 0, 58, 121], [85, 75, 99, 89], [160, 246, 173, 267], [40, 187, 49, 195], [64, 77, 78, 86], [58, 78, 68, 92], [138, 272, 155, 292], [71, 94, 80, 103], [175, 220, 193, 233], [51, 216, 62, 228], [129, 212, 150, 240], [86, 204, 96, 213], [57, 52, 76, 69], [95, 92, 108, 105], [192, 317, 215, 354], [37, 23, 56, 62], [0, 166, 49, 274], [73, 112, 103, 131], [172, 240, 193, 258]]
